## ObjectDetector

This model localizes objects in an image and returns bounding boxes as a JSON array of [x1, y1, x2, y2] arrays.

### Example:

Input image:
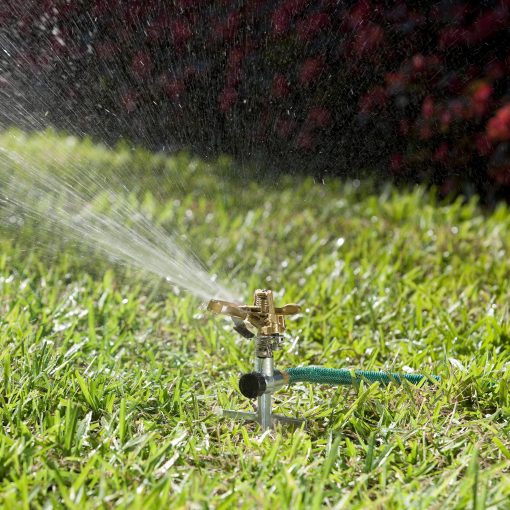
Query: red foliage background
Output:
[[1, 0, 510, 198]]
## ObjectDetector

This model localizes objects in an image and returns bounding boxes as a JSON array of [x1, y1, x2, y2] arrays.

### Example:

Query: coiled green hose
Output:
[[286, 366, 440, 386]]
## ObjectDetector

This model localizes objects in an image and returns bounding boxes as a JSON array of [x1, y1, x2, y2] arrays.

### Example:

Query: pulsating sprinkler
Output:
[[208, 289, 440, 431], [208, 289, 302, 430]]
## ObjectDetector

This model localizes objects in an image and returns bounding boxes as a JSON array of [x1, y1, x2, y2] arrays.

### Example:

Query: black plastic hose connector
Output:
[[239, 372, 267, 399]]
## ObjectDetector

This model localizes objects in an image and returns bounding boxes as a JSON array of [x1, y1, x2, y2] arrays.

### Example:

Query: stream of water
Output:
[[0, 142, 237, 302]]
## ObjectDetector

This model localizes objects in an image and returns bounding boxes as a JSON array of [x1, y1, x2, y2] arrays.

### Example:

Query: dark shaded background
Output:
[[1, 0, 510, 199]]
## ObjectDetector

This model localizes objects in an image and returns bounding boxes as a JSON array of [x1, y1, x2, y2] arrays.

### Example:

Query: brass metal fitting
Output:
[[207, 289, 300, 338]]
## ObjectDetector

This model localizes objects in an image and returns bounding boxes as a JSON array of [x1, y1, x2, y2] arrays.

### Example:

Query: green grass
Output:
[[1, 129, 510, 508]]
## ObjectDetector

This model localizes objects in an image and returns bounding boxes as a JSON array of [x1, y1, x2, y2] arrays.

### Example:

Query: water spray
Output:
[[208, 289, 440, 431]]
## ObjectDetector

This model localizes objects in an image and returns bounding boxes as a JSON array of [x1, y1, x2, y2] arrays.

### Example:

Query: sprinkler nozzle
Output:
[[207, 289, 300, 338]]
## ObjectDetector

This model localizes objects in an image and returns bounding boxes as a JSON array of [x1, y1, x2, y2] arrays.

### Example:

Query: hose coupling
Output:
[[239, 369, 289, 399]]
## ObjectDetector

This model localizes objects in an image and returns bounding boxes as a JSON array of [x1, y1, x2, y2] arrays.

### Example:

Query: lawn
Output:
[[0, 130, 509, 509]]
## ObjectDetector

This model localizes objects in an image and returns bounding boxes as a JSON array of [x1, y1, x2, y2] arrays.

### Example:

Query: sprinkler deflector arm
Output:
[[238, 367, 440, 398]]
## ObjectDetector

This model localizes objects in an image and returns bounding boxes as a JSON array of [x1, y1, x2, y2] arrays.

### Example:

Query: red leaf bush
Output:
[[1, 0, 510, 199]]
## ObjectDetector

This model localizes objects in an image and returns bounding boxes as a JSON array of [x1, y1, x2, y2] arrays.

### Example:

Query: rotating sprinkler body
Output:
[[208, 289, 439, 431]]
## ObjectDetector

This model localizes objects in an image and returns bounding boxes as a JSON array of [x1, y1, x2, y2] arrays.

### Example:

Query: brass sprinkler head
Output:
[[207, 289, 301, 339]]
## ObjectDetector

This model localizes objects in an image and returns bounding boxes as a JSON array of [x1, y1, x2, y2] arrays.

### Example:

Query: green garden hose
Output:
[[238, 366, 440, 399], [285, 366, 440, 386]]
